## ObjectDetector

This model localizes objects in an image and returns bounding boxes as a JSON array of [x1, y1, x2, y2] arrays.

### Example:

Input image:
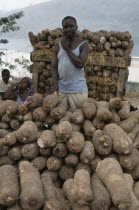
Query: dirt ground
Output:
[[125, 91, 139, 108]]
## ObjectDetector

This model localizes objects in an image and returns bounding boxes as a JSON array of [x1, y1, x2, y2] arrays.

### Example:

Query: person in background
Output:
[[4, 77, 34, 104], [0, 69, 12, 100], [51, 16, 89, 111]]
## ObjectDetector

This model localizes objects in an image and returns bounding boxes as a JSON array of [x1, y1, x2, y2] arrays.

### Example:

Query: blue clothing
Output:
[[57, 41, 88, 94]]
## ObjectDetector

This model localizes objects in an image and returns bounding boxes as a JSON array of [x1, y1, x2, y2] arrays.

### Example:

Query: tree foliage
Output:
[[0, 11, 26, 72], [0, 11, 24, 44]]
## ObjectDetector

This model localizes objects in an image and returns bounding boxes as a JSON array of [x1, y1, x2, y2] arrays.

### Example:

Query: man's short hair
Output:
[[62, 16, 77, 28], [2, 69, 10, 75]]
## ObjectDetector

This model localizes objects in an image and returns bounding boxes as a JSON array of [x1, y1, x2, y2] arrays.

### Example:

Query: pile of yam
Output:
[[0, 94, 139, 209], [29, 28, 133, 99]]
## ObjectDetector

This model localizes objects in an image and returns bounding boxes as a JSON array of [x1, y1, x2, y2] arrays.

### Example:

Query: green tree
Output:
[[0, 11, 24, 68]]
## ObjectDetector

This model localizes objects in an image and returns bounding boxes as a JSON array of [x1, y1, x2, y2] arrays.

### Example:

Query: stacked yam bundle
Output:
[[1, 95, 139, 209], [29, 29, 133, 99]]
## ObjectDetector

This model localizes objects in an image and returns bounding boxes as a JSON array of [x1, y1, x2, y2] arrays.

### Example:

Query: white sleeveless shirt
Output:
[[57, 41, 88, 93]]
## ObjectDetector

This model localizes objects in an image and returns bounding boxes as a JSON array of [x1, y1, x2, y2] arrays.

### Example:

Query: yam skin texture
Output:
[[71, 123, 82, 132], [92, 130, 113, 155], [66, 131, 85, 153], [19, 161, 44, 210], [50, 101, 67, 120], [3, 131, 17, 146], [129, 123, 139, 141], [8, 145, 22, 161], [91, 173, 111, 210], [46, 156, 62, 171], [93, 117, 105, 130], [134, 132, 139, 149], [23, 111, 33, 121], [41, 173, 62, 210], [33, 107, 47, 122], [96, 158, 132, 210], [7, 202, 22, 210], [55, 121, 72, 141], [0, 155, 15, 167], [16, 121, 38, 143], [90, 154, 102, 171], [21, 143, 39, 160], [71, 109, 84, 124], [109, 97, 123, 110], [63, 179, 90, 210], [0, 165, 19, 207], [0, 145, 9, 156], [19, 102, 29, 115], [1, 113, 12, 123], [27, 93, 44, 109], [125, 165, 139, 180], [53, 143, 68, 158], [37, 130, 57, 148], [42, 170, 58, 182], [80, 141, 95, 163], [118, 149, 139, 170], [51, 123, 58, 132], [10, 119, 20, 131], [43, 94, 60, 112], [31, 156, 47, 171], [133, 182, 139, 201], [76, 162, 92, 174], [96, 101, 112, 121], [39, 147, 52, 157], [118, 101, 130, 120], [15, 113, 24, 122], [58, 165, 75, 181], [0, 100, 15, 117], [6, 102, 19, 117], [59, 110, 72, 123], [118, 114, 138, 133], [0, 122, 9, 130], [103, 123, 133, 155], [82, 99, 96, 119], [110, 111, 120, 124], [44, 115, 55, 126], [83, 119, 96, 137], [71, 169, 93, 206], [65, 153, 79, 167], [0, 129, 10, 138], [124, 173, 139, 210]]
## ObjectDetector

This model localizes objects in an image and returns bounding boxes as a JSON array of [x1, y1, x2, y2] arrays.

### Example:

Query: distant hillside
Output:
[[1, 0, 139, 41]]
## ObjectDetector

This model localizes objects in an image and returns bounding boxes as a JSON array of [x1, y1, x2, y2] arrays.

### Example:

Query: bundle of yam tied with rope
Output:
[[1, 94, 139, 209], [29, 28, 133, 100]]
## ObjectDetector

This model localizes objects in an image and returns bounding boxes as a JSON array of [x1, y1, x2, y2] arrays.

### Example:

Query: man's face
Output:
[[2, 72, 10, 84], [62, 18, 77, 40]]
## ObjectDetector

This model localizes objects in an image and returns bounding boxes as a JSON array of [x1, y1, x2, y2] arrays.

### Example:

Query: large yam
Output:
[[96, 158, 132, 210], [19, 161, 44, 210], [66, 131, 85, 153], [41, 173, 62, 210], [37, 130, 57, 148], [0, 165, 19, 207], [104, 123, 133, 154], [91, 173, 111, 210], [16, 121, 38, 143], [71, 169, 93, 206]]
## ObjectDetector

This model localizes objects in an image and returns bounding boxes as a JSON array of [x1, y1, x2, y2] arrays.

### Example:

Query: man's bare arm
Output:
[[50, 43, 59, 92]]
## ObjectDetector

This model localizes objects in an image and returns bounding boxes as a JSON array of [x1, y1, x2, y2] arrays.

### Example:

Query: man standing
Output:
[[0, 69, 12, 100], [51, 16, 89, 111]]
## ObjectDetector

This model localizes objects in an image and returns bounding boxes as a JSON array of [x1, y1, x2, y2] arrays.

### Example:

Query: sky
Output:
[[0, 0, 52, 11]]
